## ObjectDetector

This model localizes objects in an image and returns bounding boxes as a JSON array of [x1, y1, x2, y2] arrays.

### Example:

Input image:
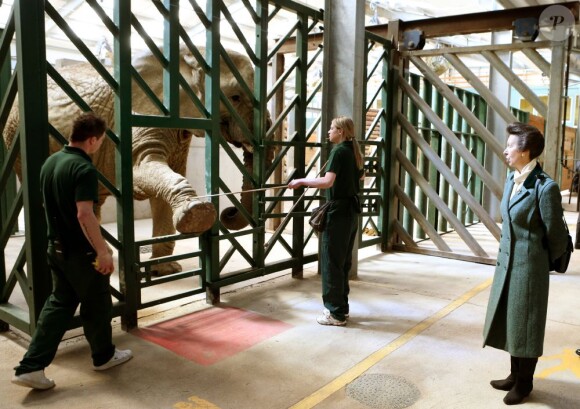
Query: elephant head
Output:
[[132, 45, 273, 231]]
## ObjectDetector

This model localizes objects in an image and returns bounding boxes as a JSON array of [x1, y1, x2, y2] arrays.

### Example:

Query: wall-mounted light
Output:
[[401, 30, 425, 50], [513, 18, 539, 42]]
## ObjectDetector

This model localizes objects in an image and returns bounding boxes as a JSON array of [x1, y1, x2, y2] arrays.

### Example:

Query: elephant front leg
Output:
[[148, 197, 182, 276], [133, 158, 217, 235]]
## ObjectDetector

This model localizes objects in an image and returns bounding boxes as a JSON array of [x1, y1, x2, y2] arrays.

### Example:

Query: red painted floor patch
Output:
[[133, 306, 293, 366]]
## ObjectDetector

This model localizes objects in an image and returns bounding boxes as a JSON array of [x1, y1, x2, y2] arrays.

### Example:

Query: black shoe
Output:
[[576, 349, 580, 357], [504, 357, 537, 405], [490, 374, 516, 391], [503, 384, 532, 405]]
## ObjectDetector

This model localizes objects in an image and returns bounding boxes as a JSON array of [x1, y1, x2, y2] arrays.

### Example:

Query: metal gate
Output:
[[0, 0, 325, 334], [385, 3, 578, 264], [359, 31, 391, 250]]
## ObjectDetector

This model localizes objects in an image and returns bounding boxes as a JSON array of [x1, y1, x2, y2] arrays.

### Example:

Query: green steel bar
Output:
[[2, 245, 25, 304], [464, 92, 474, 224], [44, 2, 118, 91], [0, 189, 21, 254], [164, 0, 181, 117], [219, 236, 254, 271], [139, 268, 203, 287], [114, 0, 137, 330], [267, 58, 299, 102], [475, 96, 487, 214], [440, 97, 452, 232], [449, 88, 461, 222], [0, 8, 14, 64], [291, 9, 309, 277], [253, 0, 268, 272], [366, 48, 385, 80], [204, 0, 222, 303], [417, 76, 432, 239], [139, 288, 206, 309], [0, 29, 11, 332], [468, 131, 479, 222], [0, 27, 8, 330], [218, 44, 255, 102], [381, 39, 394, 251], [512, 107, 529, 123], [0, 73, 16, 143], [266, 94, 298, 141], [14, 0, 50, 333], [404, 74, 420, 236], [0, 28, 17, 243], [131, 114, 211, 129], [366, 80, 386, 112], [218, 84, 257, 147], [268, 3, 281, 22], [267, 20, 299, 61], [458, 90, 469, 224], [221, 2, 257, 64], [429, 88, 443, 232], [270, 0, 324, 18], [359, 34, 370, 247], [86, 0, 119, 37]]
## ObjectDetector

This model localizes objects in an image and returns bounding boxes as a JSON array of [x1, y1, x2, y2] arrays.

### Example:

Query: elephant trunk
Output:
[[134, 160, 216, 234], [220, 149, 254, 230], [220, 142, 275, 230]]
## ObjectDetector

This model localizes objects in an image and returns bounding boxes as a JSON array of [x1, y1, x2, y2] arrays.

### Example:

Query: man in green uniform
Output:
[[12, 112, 132, 390]]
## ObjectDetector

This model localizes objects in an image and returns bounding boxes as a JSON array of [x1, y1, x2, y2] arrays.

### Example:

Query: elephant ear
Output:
[[183, 54, 205, 98]]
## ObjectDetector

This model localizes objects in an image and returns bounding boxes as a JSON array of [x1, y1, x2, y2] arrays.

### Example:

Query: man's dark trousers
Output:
[[14, 246, 115, 375]]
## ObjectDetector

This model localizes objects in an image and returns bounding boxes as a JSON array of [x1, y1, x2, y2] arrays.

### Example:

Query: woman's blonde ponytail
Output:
[[332, 116, 364, 171]]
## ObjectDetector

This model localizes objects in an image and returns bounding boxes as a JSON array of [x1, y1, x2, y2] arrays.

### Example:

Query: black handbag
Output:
[[309, 201, 332, 232], [535, 176, 574, 273], [551, 226, 573, 273]]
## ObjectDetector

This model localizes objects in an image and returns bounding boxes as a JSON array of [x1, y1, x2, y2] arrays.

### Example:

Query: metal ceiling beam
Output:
[[278, 1, 579, 53], [392, 1, 579, 40]]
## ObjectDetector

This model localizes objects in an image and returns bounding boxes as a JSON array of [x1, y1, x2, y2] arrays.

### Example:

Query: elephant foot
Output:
[[174, 200, 217, 234], [151, 261, 183, 276]]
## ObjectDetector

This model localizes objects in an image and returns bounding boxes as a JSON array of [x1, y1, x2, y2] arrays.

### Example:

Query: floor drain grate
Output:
[[346, 373, 420, 409]]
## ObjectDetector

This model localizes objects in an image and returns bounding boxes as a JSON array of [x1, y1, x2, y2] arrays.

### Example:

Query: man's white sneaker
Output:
[[93, 348, 133, 371], [317, 309, 346, 326], [11, 370, 55, 390]]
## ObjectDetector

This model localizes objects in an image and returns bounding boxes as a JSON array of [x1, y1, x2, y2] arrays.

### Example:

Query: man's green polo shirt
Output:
[[40, 145, 98, 252]]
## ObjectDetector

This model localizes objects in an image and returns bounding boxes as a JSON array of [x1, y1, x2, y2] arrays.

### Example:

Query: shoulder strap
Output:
[[534, 176, 541, 219], [535, 175, 570, 234]]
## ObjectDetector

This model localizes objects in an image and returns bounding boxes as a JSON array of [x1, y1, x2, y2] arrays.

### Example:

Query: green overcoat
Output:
[[483, 164, 568, 358]]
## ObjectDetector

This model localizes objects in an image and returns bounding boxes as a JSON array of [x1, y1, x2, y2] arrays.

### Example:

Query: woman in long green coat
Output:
[[483, 122, 569, 405]]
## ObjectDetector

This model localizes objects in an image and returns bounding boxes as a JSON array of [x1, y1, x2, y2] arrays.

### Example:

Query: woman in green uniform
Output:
[[289, 116, 363, 326]]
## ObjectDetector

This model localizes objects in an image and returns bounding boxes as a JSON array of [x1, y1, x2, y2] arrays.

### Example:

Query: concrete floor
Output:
[[1, 213, 580, 409]]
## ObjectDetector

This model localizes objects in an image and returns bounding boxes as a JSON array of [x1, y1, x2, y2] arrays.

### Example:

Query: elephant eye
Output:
[[231, 95, 241, 103]]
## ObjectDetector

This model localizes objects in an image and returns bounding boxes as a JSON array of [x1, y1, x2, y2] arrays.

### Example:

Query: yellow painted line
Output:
[[537, 348, 580, 380], [174, 395, 221, 409], [289, 278, 493, 409]]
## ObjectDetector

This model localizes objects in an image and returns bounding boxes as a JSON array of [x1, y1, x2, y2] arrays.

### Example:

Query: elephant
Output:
[[3, 44, 272, 276]]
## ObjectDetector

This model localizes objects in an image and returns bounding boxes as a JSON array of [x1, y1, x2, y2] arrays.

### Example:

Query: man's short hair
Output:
[[70, 112, 107, 143]]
